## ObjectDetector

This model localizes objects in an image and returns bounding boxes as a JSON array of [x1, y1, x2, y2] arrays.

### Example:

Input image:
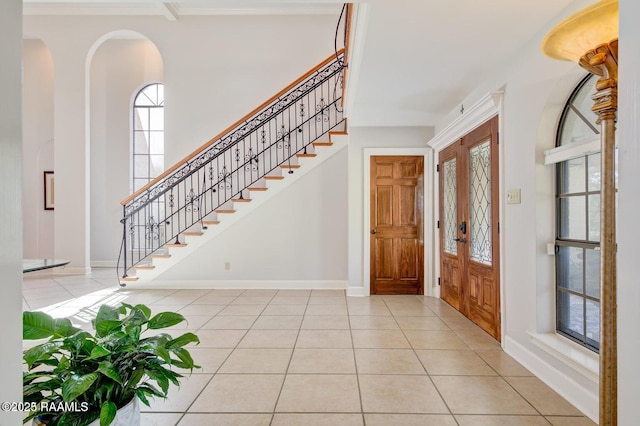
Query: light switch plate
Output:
[[506, 189, 521, 204]]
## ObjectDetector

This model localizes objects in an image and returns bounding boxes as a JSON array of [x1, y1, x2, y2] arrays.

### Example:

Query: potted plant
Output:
[[23, 303, 200, 425]]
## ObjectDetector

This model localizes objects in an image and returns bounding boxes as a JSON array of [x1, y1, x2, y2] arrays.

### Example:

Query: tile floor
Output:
[[22, 268, 597, 426]]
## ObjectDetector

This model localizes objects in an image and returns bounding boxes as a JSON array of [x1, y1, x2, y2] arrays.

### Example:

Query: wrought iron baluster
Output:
[[118, 54, 345, 276]]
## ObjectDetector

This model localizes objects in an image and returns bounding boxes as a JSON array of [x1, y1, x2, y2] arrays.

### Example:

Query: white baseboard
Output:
[[53, 266, 92, 275], [504, 336, 598, 422], [346, 286, 366, 297], [121, 280, 348, 290], [91, 261, 117, 268]]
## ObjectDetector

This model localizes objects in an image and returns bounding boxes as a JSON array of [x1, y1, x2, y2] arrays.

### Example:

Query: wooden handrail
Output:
[[121, 48, 345, 206], [341, 3, 353, 108]]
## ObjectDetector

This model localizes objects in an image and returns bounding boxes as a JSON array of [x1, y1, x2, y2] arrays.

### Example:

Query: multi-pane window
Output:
[[133, 83, 164, 192], [554, 74, 600, 352]]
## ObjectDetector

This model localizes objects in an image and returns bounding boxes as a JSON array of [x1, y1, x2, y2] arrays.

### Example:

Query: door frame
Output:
[[428, 92, 505, 343], [363, 148, 434, 297]]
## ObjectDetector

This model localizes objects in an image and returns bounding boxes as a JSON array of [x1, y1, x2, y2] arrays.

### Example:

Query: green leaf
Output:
[[146, 369, 169, 394], [61, 373, 98, 402], [64, 330, 93, 353], [166, 332, 200, 349], [23, 341, 63, 368], [23, 378, 62, 396], [54, 318, 79, 337], [86, 345, 111, 360], [137, 383, 165, 399], [126, 368, 145, 390], [95, 304, 120, 324], [135, 304, 152, 319], [23, 311, 57, 340], [100, 401, 117, 426], [140, 333, 172, 349], [124, 324, 142, 342], [127, 306, 150, 326], [94, 305, 123, 337], [170, 347, 198, 370], [96, 319, 122, 338], [135, 388, 151, 406], [97, 361, 123, 385], [146, 346, 171, 364], [55, 354, 70, 373], [147, 312, 185, 329]]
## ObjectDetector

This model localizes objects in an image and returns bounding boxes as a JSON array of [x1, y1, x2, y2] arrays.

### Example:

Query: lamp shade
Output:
[[541, 0, 618, 63]]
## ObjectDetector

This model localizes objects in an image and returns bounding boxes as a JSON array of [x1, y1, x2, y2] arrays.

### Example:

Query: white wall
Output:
[[23, 39, 54, 259], [429, 0, 603, 420], [90, 39, 163, 264], [617, 0, 640, 423], [157, 148, 348, 284], [0, 0, 25, 423], [23, 13, 338, 269], [346, 126, 434, 295]]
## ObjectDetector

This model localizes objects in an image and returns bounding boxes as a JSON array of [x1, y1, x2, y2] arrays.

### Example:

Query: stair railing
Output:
[[118, 50, 345, 279]]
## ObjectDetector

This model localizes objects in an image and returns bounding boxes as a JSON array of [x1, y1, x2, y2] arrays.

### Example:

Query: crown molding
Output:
[[427, 91, 504, 152], [23, 2, 342, 18]]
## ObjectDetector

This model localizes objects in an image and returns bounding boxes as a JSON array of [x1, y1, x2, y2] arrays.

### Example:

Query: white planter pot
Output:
[[88, 398, 140, 426]]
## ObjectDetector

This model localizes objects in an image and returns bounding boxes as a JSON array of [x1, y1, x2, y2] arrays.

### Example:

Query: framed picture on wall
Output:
[[44, 171, 54, 210]]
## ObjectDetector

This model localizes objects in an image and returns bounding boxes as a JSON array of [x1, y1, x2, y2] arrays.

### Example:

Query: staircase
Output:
[[117, 50, 348, 285]]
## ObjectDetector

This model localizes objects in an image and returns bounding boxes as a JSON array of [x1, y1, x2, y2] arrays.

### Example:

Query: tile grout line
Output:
[[171, 289, 256, 423], [346, 293, 366, 425], [23, 277, 593, 424], [269, 289, 312, 426], [382, 295, 460, 426]]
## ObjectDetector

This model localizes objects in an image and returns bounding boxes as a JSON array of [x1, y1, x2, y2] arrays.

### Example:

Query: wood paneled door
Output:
[[370, 156, 424, 295], [439, 116, 501, 341]]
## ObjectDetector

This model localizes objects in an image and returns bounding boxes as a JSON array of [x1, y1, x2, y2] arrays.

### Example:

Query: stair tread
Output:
[[183, 232, 203, 236], [216, 209, 236, 213], [202, 220, 220, 225], [280, 164, 301, 169], [313, 142, 333, 146], [297, 153, 317, 158], [151, 254, 171, 259], [264, 176, 285, 180], [121, 276, 139, 282], [135, 265, 155, 270], [166, 243, 187, 247], [248, 187, 268, 191], [232, 198, 252, 202]]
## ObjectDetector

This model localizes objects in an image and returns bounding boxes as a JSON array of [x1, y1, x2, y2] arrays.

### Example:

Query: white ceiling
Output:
[[23, 0, 580, 127]]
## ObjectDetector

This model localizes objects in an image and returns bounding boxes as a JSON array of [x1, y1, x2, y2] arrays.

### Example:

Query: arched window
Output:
[[554, 74, 600, 352], [132, 83, 164, 192]]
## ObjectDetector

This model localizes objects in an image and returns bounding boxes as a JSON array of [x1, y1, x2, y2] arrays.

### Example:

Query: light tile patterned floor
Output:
[[22, 268, 596, 426]]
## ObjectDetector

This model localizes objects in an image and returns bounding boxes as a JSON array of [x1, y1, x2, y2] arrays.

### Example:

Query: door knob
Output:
[[371, 229, 377, 234], [454, 237, 467, 243]]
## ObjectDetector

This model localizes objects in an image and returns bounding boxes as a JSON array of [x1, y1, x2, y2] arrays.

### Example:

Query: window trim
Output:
[[131, 82, 165, 194], [552, 74, 601, 353]]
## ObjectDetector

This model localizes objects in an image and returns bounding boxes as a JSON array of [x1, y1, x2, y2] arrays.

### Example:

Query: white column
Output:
[[0, 0, 25, 423], [49, 41, 92, 273], [617, 0, 640, 423]]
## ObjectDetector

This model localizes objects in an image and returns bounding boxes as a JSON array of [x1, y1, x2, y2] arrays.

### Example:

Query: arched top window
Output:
[[557, 74, 599, 147], [554, 74, 600, 352], [132, 83, 164, 192]]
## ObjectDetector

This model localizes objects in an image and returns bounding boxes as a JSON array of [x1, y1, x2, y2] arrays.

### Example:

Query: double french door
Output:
[[439, 117, 501, 341]]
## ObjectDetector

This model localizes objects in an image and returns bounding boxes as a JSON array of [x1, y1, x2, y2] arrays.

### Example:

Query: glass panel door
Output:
[[443, 158, 458, 255], [469, 139, 492, 265]]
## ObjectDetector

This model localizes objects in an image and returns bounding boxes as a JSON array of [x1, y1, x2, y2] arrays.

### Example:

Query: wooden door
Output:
[[370, 156, 424, 295], [438, 117, 501, 341]]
